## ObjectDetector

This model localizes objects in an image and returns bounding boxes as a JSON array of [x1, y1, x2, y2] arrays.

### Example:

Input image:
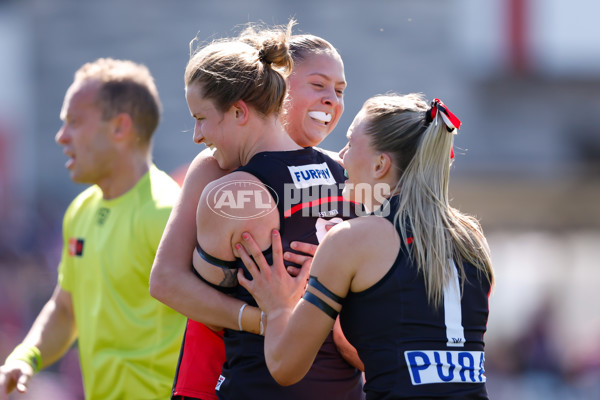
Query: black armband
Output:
[[302, 276, 344, 319], [302, 291, 339, 320], [308, 276, 344, 303]]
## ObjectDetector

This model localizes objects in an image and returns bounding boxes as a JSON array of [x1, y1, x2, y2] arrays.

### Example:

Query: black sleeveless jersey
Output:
[[339, 196, 490, 400], [216, 148, 364, 400]]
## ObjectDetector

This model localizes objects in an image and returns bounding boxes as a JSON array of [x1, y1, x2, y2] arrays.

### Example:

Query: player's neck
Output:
[[99, 154, 151, 200], [240, 118, 300, 165]]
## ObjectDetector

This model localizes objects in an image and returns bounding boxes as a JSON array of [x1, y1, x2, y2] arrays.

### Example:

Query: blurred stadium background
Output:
[[1, 0, 599, 398]]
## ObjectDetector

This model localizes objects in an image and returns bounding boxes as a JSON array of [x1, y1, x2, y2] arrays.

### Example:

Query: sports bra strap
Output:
[[191, 264, 237, 295], [196, 243, 238, 269]]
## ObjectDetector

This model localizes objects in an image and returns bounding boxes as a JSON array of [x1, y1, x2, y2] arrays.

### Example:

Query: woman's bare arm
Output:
[[149, 150, 246, 330], [237, 226, 358, 385]]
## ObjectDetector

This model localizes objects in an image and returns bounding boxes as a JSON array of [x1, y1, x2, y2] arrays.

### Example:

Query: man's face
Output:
[[55, 81, 116, 185]]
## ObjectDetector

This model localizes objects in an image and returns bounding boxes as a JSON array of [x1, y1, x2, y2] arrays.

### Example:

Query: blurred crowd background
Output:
[[1, 0, 599, 399]]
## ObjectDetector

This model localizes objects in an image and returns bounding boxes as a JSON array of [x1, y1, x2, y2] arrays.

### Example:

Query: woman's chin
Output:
[[341, 186, 353, 202]]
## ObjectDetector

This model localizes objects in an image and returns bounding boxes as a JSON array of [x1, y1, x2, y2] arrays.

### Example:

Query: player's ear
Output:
[[373, 152, 392, 179], [111, 113, 134, 141], [231, 100, 249, 125]]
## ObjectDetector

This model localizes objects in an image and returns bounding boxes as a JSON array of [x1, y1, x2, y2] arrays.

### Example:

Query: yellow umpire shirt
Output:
[[58, 164, 185, 400]]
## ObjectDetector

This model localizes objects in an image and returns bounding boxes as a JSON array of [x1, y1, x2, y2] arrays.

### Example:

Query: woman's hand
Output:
[[237, 230, 311, 316], [284, 218, 339, 276], [283, 241, 317, 277]]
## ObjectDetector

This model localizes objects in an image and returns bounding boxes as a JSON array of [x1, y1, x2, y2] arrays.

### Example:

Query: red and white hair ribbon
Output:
[[429, 98, 461, 131]]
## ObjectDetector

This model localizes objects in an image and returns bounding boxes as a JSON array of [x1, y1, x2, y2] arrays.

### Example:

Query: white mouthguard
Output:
[[308, 111, 332, 123]]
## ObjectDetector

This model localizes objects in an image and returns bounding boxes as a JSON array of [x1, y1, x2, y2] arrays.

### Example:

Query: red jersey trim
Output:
[[283, 196, 358, 218]]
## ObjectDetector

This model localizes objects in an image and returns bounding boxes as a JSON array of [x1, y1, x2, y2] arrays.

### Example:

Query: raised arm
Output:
[[237, 224, 358, 385], [238, 216, 398, 384], [285, 225, 364, 372]]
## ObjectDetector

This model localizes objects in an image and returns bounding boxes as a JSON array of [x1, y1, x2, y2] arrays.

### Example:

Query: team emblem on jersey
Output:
[[288, 162, 337, 189], [68, 238, 84, 256], [97, 207, 110, 225]]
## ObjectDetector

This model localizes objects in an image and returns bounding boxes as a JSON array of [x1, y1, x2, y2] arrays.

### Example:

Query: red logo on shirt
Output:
[[68, 238, 84, 256]]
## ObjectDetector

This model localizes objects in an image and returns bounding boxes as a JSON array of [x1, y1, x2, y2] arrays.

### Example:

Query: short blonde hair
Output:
[[74, 58, 161, 142]]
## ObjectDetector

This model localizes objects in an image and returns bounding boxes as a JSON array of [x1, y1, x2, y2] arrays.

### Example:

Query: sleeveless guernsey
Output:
[[217, 148, 364, 400], [340, 196, 490, 400]]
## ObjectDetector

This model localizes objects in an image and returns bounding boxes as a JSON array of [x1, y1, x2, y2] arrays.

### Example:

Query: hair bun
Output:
[[258, 48, 272, 65]]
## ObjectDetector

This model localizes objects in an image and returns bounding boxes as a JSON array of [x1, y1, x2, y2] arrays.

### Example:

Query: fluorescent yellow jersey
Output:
[[58, 165, 185, 400]]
